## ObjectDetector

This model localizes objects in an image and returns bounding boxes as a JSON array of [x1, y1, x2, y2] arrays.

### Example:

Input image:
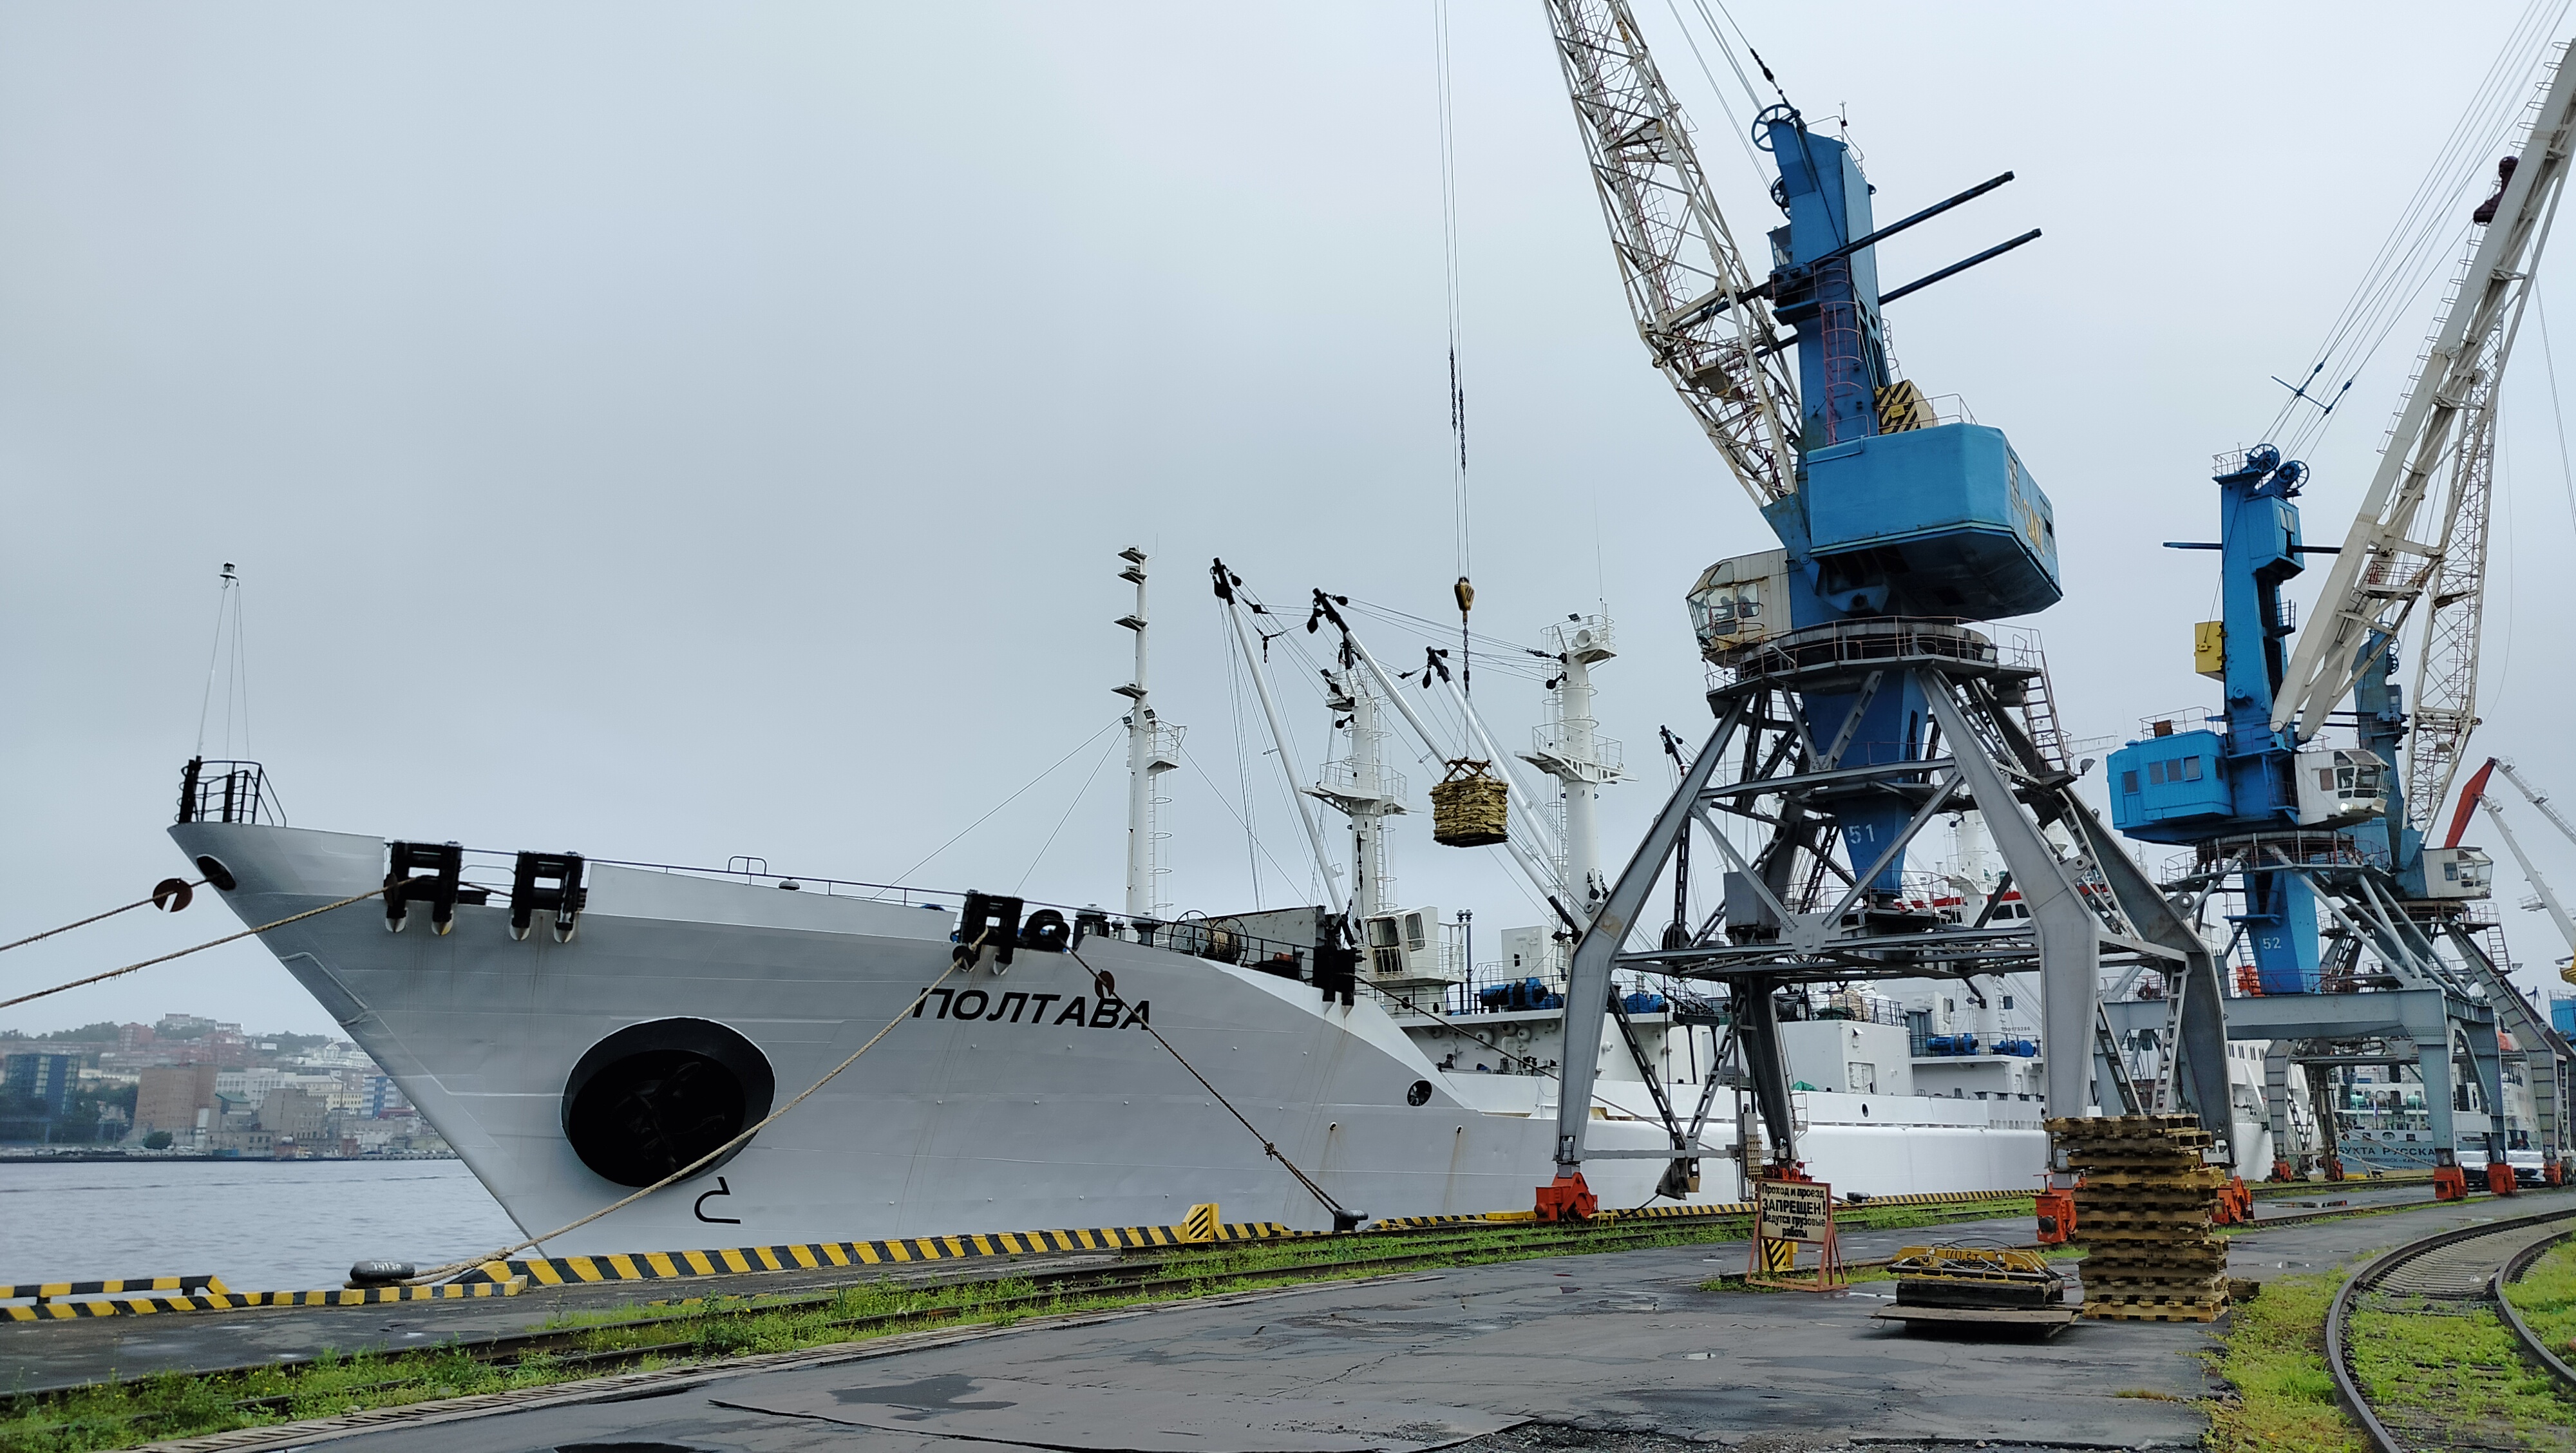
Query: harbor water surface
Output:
[[2, 1159, 520, 1292]]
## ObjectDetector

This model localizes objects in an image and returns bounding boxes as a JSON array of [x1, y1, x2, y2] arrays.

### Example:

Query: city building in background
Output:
[[0, 1012, 449, 1157]]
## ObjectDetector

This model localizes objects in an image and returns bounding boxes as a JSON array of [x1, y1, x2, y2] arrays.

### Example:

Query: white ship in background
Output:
[[167, 550, 2092, 1255]]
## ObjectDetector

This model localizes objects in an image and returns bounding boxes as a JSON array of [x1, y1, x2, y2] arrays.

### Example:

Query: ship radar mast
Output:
[[1115, 548, 1181, 923]]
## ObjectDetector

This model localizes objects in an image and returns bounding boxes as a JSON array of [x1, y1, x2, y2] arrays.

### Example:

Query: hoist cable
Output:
[[1434, 0, 1470, 584], [1662, 0, 1770, 187], [2540, 294, 2576, 532], [2264, 0, 2571, 455]]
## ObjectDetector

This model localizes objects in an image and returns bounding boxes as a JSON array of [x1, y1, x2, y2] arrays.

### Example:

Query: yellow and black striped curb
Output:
[[5, 1271, 527, 1320], [3, 1274, 222, 1301], [467, 1220, 1298, 1288], [1845, 1188, 2036, 1210], [7, 1192, 2038, 1320]]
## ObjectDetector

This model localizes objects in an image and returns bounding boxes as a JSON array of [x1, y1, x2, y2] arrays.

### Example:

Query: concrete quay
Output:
[[10, 1190, 2565, 1452]]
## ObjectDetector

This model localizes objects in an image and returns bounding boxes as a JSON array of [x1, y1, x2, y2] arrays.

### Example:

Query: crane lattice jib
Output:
[[1542, 0, 1801, 506], [2405, 384, 2500, 831], [2275, 47, 2576, 748], [2499, 759, 2576, 848]]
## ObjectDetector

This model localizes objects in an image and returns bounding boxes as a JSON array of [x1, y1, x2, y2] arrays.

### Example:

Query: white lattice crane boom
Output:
[[2275, 49, 2576, 829], [1541, 0, 1801, 506]]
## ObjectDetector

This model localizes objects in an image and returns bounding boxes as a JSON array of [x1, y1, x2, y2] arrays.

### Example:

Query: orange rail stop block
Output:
[[2034, 1183, 2076, 1246], [1534, 1172, 1597, 1222]]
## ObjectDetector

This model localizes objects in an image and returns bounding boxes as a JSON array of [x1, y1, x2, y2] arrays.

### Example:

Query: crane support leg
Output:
[[1920, 683, 2105, 1122], [1553, 699, 1745, 1182], [2262, 1043, 2297, 1178], [2054, 780, 2233, 1141], [1734, 974, 1800, 1170]]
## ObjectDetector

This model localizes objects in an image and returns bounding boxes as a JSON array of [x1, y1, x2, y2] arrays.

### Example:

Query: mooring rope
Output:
[[406, 940, 984, 1285], [0, 886, 389, 1012], [1066, 945, 1353, 1220], [0, 878, 205, 957]]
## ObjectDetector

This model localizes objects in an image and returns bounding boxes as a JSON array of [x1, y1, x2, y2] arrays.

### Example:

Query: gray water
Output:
[[1, 1159, 523, 1291]]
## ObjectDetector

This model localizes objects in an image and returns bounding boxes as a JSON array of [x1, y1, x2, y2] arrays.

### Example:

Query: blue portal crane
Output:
[[1736, 110, 2059, 894], [2105, 40, 2576, 1181], [1539, 1, 2235, 1217]]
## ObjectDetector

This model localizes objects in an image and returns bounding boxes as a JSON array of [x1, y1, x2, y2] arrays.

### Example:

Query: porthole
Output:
[[1407, 1079, 1434, 1106], [562, 1018, 775, 1188]]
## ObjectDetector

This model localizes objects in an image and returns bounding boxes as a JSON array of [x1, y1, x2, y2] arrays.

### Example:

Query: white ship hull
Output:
[[173, 821, 2049, 1254]]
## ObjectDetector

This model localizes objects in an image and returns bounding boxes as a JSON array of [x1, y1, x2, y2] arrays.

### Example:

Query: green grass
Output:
[[2345, 1298, 2576, 1438], [2505, 1238, 2576, 1360], [2199, 1273, 2364, 1453]]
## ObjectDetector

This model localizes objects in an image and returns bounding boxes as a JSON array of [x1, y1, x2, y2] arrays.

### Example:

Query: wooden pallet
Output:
[[2084, 1297, 2226, 1323], [2085, 1252, 2230, 1274], [2070, 1170, 2213, 1184], [2074, 1211, 2225, 1229], [2083, 1275, 2227, 1297]]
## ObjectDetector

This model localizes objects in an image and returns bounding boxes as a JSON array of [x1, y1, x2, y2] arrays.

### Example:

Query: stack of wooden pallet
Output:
[[2047, 1112, 2230, 1322]]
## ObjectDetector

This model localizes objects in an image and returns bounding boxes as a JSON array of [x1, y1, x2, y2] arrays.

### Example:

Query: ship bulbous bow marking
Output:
[[562, 1018, 776, 1189]]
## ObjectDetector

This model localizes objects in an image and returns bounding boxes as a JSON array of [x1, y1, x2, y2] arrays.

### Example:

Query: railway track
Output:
[[2326, 1204, 2576, 1452]]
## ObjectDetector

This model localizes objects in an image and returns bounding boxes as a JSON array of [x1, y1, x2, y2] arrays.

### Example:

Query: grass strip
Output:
[[2345, 1296, 2576, 1438], [2505, 1237, 2576, 1361], [0, 1197, 2033, 1453], [2198, 1271, 2363, 1453]]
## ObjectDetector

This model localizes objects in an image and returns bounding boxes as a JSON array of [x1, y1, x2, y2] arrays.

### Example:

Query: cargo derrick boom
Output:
[[1540, 2, 2231, 1218]]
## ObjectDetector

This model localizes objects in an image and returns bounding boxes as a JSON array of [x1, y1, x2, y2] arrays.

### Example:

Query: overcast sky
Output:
[[7, 2, 2576, 1037]]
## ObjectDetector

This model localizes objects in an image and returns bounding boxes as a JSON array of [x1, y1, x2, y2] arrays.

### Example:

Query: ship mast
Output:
[[1115, 548, 1179, 922], [1312, 660, 1406, 921], [1520, 614, 1626, 917]]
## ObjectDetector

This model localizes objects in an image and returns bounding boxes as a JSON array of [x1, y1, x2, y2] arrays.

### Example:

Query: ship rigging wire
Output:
[[883, 717, 1124, 889], [1223, 595, 1269, 909], [194, 564, 251, 760], [1179, 741, 1311, 903], [1068, 945, 1354, 1220], [1014, 730, 1124, 895], [0, 878, 205, 958], [0, 886, 390, 1012]]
